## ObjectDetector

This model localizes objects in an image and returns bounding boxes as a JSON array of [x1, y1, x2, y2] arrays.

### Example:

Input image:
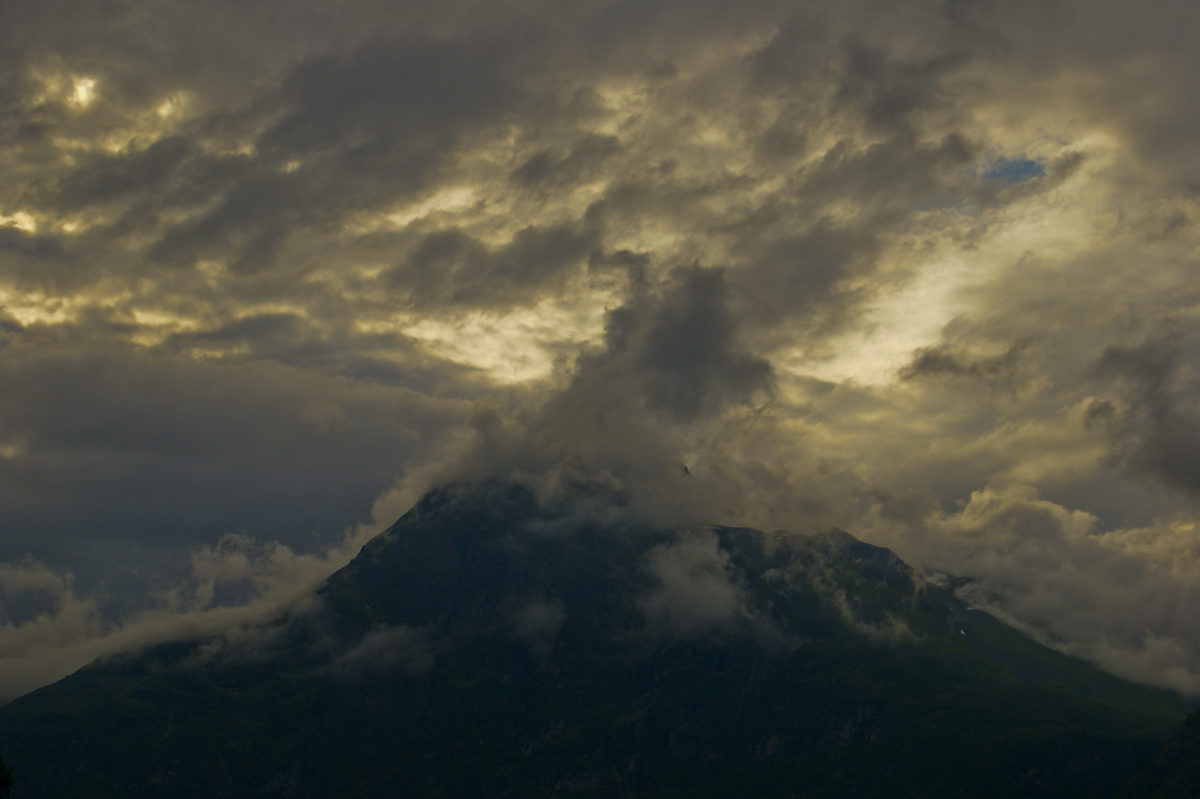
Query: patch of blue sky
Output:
[[982, 157, 1045, 184]]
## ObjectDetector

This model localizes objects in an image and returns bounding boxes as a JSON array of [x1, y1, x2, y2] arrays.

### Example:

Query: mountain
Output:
[[0, 481, 1189, 798], [1124, 707, 1200, 798]]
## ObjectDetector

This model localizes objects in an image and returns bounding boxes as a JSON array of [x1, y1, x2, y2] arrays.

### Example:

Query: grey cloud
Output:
[[145, 167, 323, 273], [388, 220, 601, 309], [326, 623, 434, 680], [393, 264, 783, 535], [803, 133, 976, 212], [749, 2, 987, 134], [0, 342, 468, 574], [30, 27, 542, 275], [511, 133, 622, 189], [836, 38, 970, 136], [635, 266, 773, 421], [0, 227, 70, 264], [865, 487, 939, 525], [899, 340, 1029, 384], [747, 12, 835, 92], [725, 133, 982, 350], [637, 530, 761, 642], [161, 315, 488, 395], [506, 597, 566, 665], [260, 31, 531, 156], [751, 111, 810, 166], [51, 136, 196, 210], [739, 224, 880, 339], [870, 484, 1200, 695], [1094, 332, 1200, 496], [0, 529, 369, 702], [3, 0, 1200, 703]]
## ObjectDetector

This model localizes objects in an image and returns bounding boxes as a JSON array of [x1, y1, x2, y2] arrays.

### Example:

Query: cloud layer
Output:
[[3, 0, 1200, 699]]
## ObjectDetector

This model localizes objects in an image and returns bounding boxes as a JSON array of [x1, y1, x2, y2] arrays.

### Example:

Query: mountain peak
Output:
[[0, 482, 1188, 798]]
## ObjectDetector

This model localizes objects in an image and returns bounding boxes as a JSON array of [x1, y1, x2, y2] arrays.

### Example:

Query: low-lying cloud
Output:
[[0, 514, 392, 703]]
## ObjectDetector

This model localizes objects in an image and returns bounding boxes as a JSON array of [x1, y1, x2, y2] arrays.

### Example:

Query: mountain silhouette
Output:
[[0, 481, 1189, 797]]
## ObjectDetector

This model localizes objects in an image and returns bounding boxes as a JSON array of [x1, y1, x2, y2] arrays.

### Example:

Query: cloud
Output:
[[1093, 329, 1200, 496], [2, 0, 1200, 702], [632, 266, 773, 421], [899, 340, 1029, 385], [0, 521, 387, 702], [325, 623, 434, 680], [506, 597, 567, 665], [386, 220, 601, 310], [860, 483, 1200, 695], [0, 342, 469, 574], [380, 264, 781, 535], [637, 531, 759, 641]]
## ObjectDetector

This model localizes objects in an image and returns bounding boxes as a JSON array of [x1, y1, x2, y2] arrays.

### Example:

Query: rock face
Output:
[[0, 481, 1189, 798]]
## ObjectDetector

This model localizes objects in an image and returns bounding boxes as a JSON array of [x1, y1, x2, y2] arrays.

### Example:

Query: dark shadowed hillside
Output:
[[0, 482, 1189, 798], [1125, 707, 1200, 798]]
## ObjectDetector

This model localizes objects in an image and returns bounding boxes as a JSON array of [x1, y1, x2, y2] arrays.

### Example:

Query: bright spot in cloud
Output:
[[402, 293, 615, 383], [387, 187, 478, 227], [789, 136, 1112, 386], [0, 212, 37, 233], [0, 289, 76, 326], [70, 77, 97, 106], [155, 92, 189, 118]]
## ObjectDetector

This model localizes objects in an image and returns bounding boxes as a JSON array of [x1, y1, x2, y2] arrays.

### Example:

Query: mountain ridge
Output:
[[0, 481, 1190, 797]]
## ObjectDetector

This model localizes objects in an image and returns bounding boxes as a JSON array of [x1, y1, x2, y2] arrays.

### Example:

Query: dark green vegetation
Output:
[[0, 482, 1192, 797], [1125, 707, 1200, 798]]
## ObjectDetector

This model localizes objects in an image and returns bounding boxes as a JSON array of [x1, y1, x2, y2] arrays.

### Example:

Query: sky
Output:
[[2, 0, 1200, 702]]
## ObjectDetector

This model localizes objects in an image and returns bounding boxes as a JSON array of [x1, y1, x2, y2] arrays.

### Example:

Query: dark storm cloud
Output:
[[387, 220, 601, 309], [736, 224, 881, 341], [160, 312, 488, 394], [836, 39, 971, 137], [511, 134, 622, 189], [900, 340, 1029, 384], [632, 267, 773, 421], [398, 263, 782, 537], [259, 34, 527, 156], [0, 342, 469, 569], [749, 3, 989, 127], [1094, 332, 1200, 497], [0, 227, 69, 263], [8, 0, 997, 331], [802, 133, 976, 211], [3, 0, 1200, 701], [50, 136, 197, 210], [21, 26, 541, 277]]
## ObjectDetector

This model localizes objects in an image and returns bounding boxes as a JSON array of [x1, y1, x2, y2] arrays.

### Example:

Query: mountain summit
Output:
[[0, 482, 1188, 797]]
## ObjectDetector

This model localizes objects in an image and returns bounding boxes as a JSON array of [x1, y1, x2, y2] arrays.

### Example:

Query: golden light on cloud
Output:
[[70, 76, 97, 106], [155, 92, 189, 119], [386, 186, 479, 228], [2, 297, 74, 326], [4, 0, 1200, 712], [788, 134, 1120, 386], [401, 291, 617, 384], [0, 212, 37, 233]]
